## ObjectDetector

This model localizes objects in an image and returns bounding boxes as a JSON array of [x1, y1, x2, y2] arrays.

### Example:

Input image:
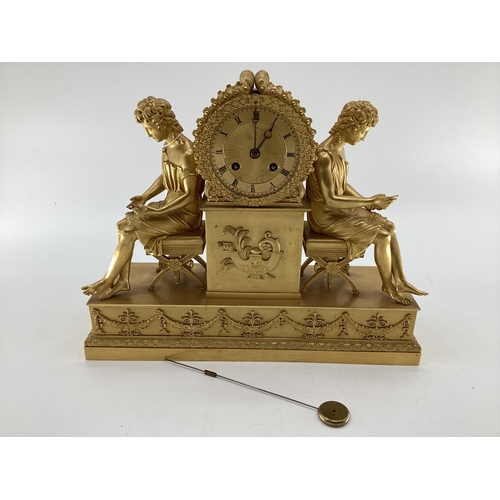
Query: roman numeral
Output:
[[270, 182, 277, 190], [232, 178, 239, 187], [234, 116, 242, 124], [250, 184, 255, 194], [283, 133, 292, 139], [286, 152, 295, 157], [219, 165, 227, 174], [281, 169, 290, 176], [219, 130, 228, 136], [216, 149, 223, 154], [253, 110, 259, 121]]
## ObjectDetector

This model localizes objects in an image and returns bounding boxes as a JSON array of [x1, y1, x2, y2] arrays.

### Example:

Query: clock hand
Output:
[[250, 131, 271, 159], [256, 117, 278, 151]]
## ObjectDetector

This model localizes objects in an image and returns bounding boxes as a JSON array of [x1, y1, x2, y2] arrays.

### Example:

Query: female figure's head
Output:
[[330, 100, 379, 146], [134, 97, 183, 141]]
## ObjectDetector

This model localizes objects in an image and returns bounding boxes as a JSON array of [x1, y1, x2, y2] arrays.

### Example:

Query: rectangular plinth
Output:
[[203, 203, 307, 298], [84, 263, 421, 365]]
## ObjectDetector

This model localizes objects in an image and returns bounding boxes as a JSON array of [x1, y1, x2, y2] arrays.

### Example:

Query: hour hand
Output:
[[250, 129, 271, 159], [256, 117, 277, 150], [256, 129, 272, 150]]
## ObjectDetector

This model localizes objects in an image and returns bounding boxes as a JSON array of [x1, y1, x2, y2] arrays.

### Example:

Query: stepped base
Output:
[[84, 263, 421, 365]]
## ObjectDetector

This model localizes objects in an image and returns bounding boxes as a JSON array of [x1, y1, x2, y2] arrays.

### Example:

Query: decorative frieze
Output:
[[91, 307, 414, 342]]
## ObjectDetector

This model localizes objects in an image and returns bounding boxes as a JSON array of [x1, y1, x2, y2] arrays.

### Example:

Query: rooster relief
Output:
[[218, 225, 284, 279]]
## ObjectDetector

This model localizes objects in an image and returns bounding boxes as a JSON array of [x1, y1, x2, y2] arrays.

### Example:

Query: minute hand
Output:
[[256, 118, 278, 150]]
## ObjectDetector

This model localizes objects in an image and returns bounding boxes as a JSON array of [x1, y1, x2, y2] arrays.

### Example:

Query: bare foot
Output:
[[81, 278, 113, 296], [396, 281, 428, 296], [382, 286, 411, 305], [98, 279, 130, 300]]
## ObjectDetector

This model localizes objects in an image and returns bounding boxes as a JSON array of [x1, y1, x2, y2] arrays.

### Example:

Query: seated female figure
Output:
[[306, 100, 426, 305], [82, 96, 204, 300]]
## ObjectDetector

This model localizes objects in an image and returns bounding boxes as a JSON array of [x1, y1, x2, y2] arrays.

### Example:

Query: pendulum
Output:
[[165, 359, 350, 427]]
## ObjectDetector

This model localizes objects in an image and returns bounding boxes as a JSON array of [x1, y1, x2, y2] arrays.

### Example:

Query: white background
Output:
[[1, 62, 498, 441], [1, 0, 500, 491]]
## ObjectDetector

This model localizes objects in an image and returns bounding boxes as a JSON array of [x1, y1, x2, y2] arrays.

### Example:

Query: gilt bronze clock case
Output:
[[84, 70, 422, 366], [194, 70, 317, 299], [193, 70, 317, 205]]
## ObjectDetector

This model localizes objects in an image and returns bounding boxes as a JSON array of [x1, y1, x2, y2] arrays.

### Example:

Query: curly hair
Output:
[[134, 96, 183, 133], [329, 100, 379, 136]]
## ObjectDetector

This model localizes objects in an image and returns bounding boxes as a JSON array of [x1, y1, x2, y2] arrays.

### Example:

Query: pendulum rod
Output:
[[165, 358, 317, 411], [164, 358, 351, 427]]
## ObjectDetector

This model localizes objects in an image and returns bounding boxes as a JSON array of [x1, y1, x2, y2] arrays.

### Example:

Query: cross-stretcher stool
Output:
[[149, 222, 206, 291], [301, 222, 363, 294]]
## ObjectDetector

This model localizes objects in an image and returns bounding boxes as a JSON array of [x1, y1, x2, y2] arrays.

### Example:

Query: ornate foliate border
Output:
[[89, 307, 414, 342], [193, 89, 317, 206]]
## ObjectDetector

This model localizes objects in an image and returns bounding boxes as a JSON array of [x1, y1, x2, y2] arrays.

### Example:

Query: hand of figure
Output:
[[365, 194, 384, 210], [372, 194, 398, 210], [127, 195, 146, 210], [131, 203, 149, 215]]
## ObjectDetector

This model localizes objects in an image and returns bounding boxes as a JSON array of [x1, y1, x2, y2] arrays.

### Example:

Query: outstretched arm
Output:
[[344, 183, 363, 197], [344, 183, 393, 211]]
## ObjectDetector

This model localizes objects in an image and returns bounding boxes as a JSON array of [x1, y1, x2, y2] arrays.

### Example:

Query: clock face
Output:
[[210, 106, 299, 198], [194, 82, 317, 206]]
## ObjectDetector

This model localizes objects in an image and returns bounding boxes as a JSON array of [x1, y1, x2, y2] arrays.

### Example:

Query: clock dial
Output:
[[210, 106, 299, 198], [193, 71, 317, 205]]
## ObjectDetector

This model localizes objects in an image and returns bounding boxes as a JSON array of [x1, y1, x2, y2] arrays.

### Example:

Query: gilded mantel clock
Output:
[[193, 70, 317, 205], [194, 70, 317, 299], [83, 68, 423, 366]]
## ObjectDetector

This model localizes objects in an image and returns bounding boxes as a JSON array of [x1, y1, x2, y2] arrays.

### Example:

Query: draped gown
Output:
[[306, 149, 386, 260], [125, 144, 204, 256]]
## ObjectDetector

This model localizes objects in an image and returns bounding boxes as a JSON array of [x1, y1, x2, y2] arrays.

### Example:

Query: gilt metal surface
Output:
[[82, 70, 426, 365]]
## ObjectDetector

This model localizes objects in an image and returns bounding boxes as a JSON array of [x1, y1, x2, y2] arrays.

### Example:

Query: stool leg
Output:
[[336, 272, 359, 294], [300, 257, 313, 276], [149, 268, 169, 291], [173, 270, 181, 285], [180, 265, 206, 290], [302, 267, 326, 293], [193, 255, 207, 269], [327, 271, 333, 289]]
